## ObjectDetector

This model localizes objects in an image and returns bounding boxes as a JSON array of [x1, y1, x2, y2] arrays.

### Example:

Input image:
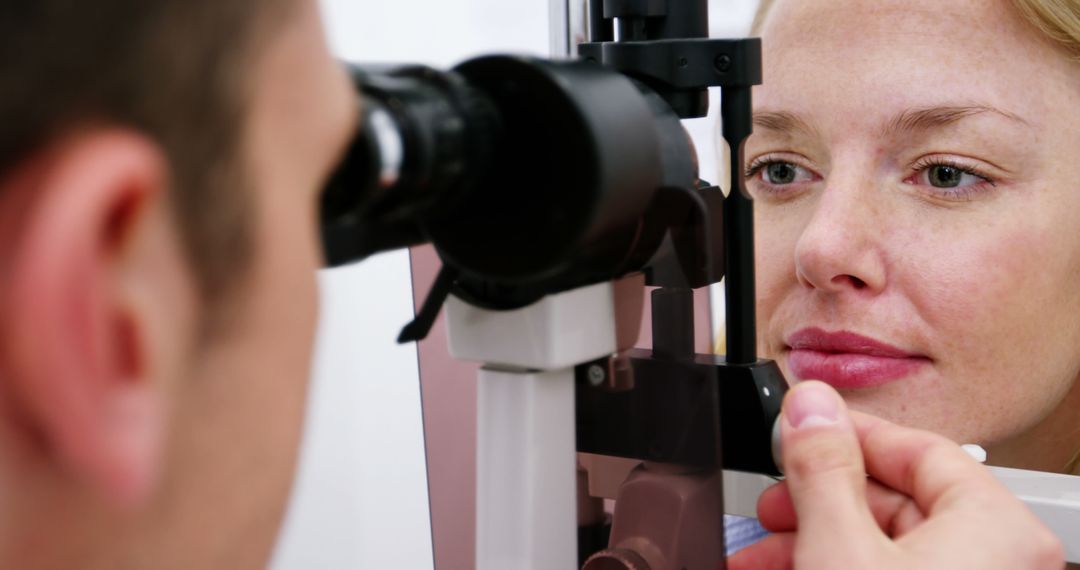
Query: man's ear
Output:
[[0, 130, 194, 508]]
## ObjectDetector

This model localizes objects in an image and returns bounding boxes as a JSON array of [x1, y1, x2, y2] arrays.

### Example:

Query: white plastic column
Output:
[[476, 367, 576, 569], [549, 0, 569, 57], [446, 282, 620, 570]]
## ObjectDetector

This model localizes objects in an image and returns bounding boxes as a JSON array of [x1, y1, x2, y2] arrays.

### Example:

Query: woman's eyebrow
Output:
[[751, 105, 1030, 139], [752, 110, 818, 138], [881, 105, 1030, 137]]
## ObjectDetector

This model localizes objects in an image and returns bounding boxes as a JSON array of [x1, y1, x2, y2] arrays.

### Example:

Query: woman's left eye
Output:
[[918, 164, 984, 189], [907, 159, 997, 199]]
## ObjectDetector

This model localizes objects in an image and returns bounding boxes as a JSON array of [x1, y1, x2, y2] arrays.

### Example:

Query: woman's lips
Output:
[[785, 328, 930, 389]]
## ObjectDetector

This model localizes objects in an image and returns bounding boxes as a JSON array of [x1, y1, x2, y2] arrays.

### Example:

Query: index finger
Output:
[[849, 411, 1006, 516], [757, 476, 926, 537]]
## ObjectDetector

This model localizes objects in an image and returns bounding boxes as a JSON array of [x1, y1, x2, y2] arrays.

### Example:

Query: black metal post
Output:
[[651, 287, 695, 360], [589, 0, 612, 42], [722, 85, 757, 365]]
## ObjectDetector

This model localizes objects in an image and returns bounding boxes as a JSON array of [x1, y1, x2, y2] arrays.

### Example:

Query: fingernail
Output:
[[785, 381, 841, 429]]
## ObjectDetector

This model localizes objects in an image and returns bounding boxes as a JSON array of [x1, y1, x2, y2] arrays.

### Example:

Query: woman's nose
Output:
[[793, 178, 888, 295]]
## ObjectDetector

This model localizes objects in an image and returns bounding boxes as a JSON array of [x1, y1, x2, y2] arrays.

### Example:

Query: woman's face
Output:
[[752, 0, 1080, 449]]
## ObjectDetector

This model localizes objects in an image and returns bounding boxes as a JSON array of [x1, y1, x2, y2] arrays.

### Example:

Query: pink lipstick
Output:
[[785, 328, 929, 389]]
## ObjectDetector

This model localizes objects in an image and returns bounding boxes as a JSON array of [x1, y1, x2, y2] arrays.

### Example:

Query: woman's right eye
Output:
[[747, 159, 816, 188], [764, 162, 799, 184]]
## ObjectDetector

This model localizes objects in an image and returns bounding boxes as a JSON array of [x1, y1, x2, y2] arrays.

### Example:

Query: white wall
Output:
[[271, 251, 433, 569], [271, 2, 758, 568]]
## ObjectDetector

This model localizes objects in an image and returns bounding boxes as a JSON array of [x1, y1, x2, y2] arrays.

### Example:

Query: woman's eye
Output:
[[756, 161, 813, 185], [922, 164, 982, 188], [905, 159, 998, 201]]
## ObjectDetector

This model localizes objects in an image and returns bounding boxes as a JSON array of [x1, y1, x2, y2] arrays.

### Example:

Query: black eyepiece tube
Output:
[[320, 55, 698, 308]]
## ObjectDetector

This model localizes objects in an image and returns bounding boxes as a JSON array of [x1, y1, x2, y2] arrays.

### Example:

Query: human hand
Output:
[[728, 381, 1064, 570]]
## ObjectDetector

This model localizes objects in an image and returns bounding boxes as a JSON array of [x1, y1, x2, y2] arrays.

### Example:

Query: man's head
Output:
[[0, 0, 357, 566]]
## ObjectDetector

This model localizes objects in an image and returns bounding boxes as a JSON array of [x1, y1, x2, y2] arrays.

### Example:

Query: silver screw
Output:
[[587, 364, 606, 387]]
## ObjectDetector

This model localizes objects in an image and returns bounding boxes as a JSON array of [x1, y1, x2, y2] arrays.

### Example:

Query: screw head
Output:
[[587, 364, 606, 386], [714, 54, 732, 73]]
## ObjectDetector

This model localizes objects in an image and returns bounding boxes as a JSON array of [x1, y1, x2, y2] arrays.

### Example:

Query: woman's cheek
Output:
[[899, 223, 1070, 442], [753, 205, 804, 354]]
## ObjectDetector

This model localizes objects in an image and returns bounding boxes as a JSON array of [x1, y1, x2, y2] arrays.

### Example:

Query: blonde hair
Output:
[[1011, 0, 1080, 59], [750, 0, 1080, 60], [749, 0, 774, 35]]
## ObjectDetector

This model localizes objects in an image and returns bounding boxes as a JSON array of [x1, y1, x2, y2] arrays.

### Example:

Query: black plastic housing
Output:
[[576, 350, 785, 476]]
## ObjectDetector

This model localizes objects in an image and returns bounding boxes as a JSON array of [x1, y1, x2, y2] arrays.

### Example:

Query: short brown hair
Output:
[[0, 0, 287, 303]]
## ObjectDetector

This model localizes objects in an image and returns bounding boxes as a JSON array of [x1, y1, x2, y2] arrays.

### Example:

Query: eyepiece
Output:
[[321, 55, 697, 308]]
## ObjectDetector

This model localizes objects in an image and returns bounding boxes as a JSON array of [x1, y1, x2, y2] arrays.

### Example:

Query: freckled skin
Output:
[[751, 0, 1080, 472]]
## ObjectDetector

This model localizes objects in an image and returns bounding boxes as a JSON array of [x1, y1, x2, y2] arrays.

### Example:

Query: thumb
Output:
[[778, 381, 882, 561]]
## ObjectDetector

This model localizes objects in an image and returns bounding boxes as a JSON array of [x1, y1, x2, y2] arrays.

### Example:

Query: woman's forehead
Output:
[[759, 0, 1028, 42], [755, 0, 1069, 131]]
